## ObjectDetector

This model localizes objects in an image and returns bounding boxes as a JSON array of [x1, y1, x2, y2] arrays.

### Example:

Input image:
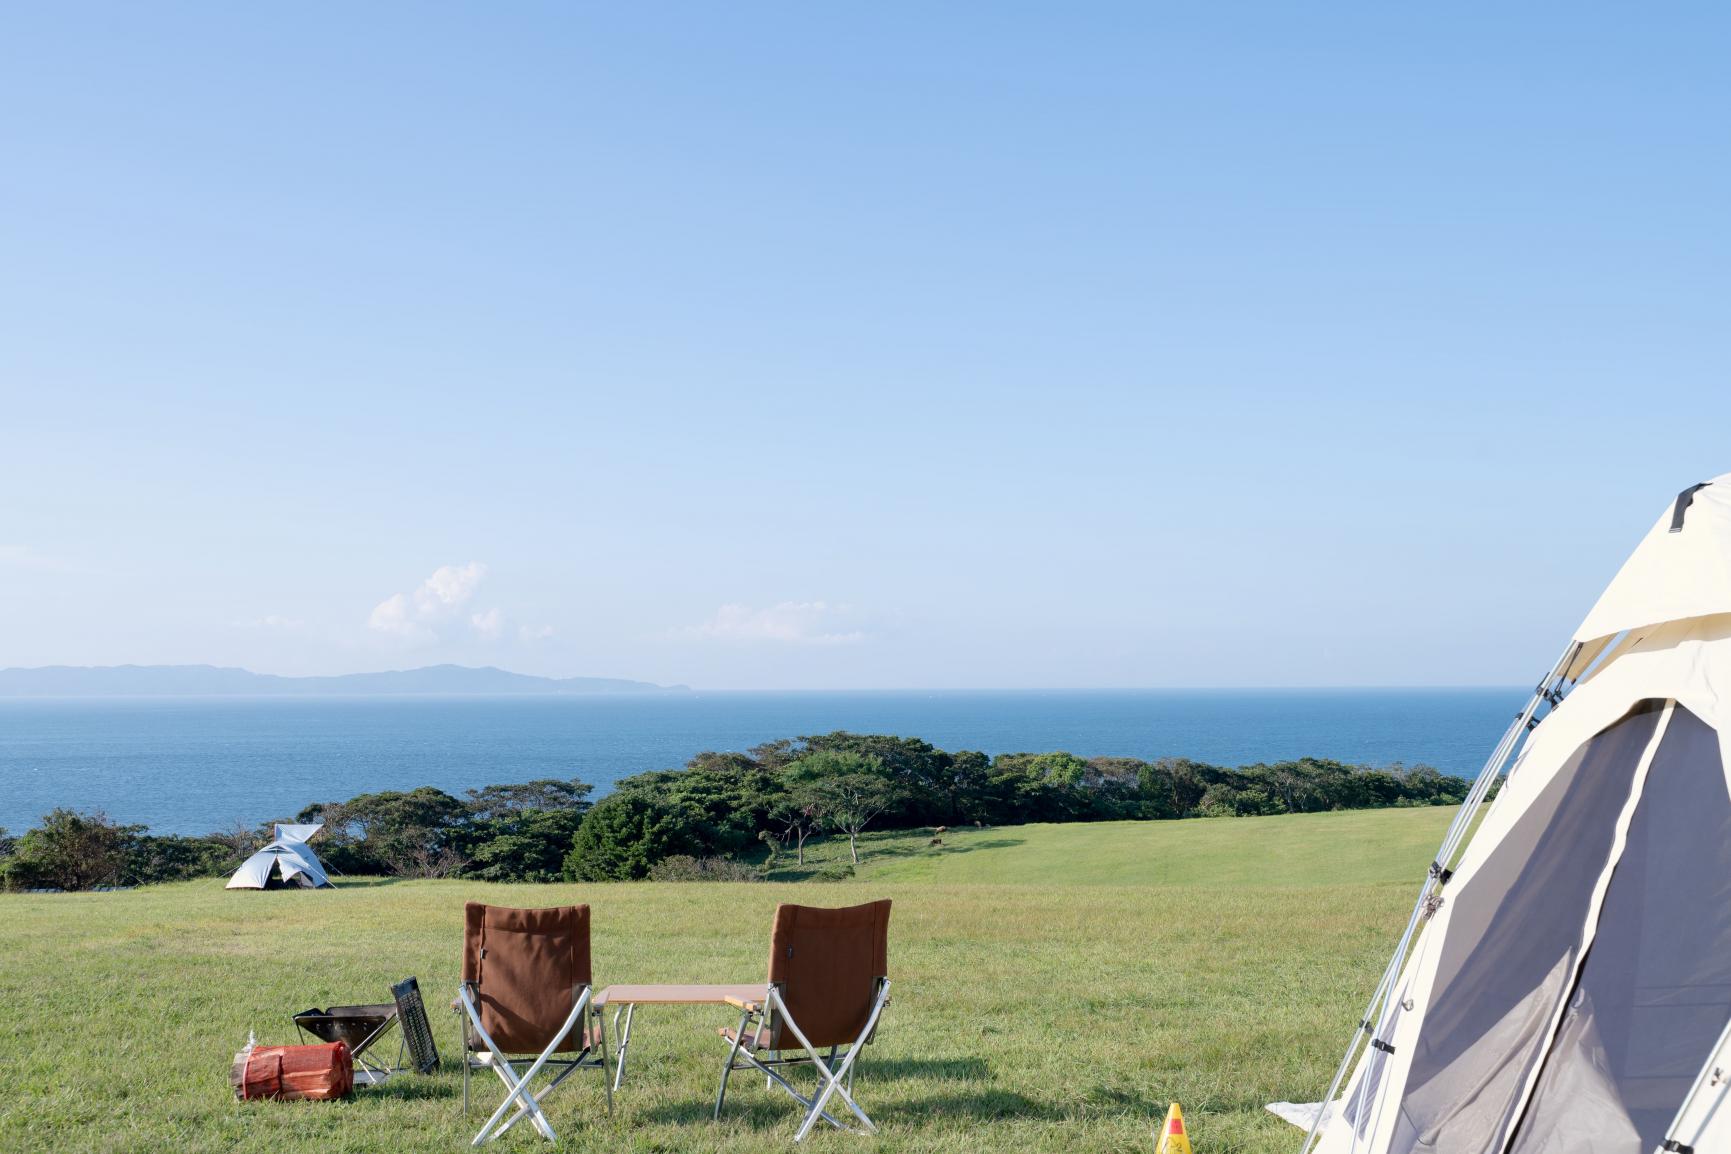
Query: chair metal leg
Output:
[[711, 983, 890, 1141], [774, 984, 890, 1142], [732, 1052, 853, 1132], [715, 1010, 750, 1119], [489, 1011, 613, 1138], [461, 1011, 470, 1117], [493, 1049, 610, 1141], [715, 1057, 737, 1119], [461, 984, 591, 1145], [477, 1051, 558, 1144], [493, 1061, 578, 1141]]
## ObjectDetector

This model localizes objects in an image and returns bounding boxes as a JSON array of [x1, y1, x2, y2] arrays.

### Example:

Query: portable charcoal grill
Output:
[[293, 1003, 397, 1084], [292, 976, 439, 1086]]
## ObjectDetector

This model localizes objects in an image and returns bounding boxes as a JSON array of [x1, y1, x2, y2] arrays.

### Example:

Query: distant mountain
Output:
[[0, 664, 689, 697]]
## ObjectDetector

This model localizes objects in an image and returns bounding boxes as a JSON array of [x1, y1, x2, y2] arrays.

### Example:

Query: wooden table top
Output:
[[594, 983, 764, 1007]]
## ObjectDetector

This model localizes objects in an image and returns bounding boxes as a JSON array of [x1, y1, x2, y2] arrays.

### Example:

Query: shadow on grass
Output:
[[358, 1076, 457, 1101], [1078, 1083, 1168, 1115], [884, 1083, 1182, 1125], [644, 1086, 1061, 1130], [875, 838, 1025, 860], [330, 877, 405, 889], [878, 1088, 1066, 1123], [640, 1097, 777, 1127], [765, 836, 1026, 882], [863, 1056, 991, 1080]]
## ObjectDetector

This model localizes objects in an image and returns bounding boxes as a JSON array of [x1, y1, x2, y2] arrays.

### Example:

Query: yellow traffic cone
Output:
[[1154, 1102, 1193, 1154]]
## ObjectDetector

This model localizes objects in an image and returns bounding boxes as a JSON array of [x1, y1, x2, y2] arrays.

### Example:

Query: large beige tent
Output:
[[1301, 474, 1731, 1154]]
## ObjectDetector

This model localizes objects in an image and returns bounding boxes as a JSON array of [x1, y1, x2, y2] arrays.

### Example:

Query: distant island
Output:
[[0, 664, 689, 697]]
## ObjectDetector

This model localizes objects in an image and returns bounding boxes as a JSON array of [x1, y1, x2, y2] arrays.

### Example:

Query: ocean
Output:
[[0, 689, 1523, 835]]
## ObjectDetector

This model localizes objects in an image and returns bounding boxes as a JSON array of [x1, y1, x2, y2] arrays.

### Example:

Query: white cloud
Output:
[[369, 562, 489, 643], [367, 563, 556, 646], [414, 561, 487, 616], [471, 607, 505, 641], [688, 601, 867, 644], [368, 592, 431, 641]]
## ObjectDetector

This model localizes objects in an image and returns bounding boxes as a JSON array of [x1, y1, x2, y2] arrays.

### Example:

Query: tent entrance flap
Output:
[[1506, 706, 1731, 1154], [1387, 702, 1667, 1154]]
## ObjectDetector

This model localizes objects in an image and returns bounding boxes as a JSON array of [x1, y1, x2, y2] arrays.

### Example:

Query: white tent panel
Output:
[[1574, 474, 1731, 645], [273, 844, 330, 888], [224, 849, 276, 890], [225, 829, 333, 889]]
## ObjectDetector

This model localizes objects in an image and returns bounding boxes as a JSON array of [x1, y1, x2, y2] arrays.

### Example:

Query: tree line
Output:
[[0, 731, 1472, 890]]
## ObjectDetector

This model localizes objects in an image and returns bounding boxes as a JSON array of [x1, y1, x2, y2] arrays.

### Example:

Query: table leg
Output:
[[611, 1003, 637, 1092]]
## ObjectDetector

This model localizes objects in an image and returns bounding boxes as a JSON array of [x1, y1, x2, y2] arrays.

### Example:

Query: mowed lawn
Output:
[[0, 807, 1450, 1153]]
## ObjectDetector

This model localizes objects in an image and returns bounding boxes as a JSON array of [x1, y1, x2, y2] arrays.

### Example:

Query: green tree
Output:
[[604, 753, 785, 861], [466, 807, 589, 882], [1137, 758, 1212, 819], [785, 751, 904, 865], [1081, 757, 1147, 819], [747, 738, 802, 770], [0, 809, 137, 891], [206, 821, 260, 862], [464, 778, 593, 821], [946, 750, 996, 824], [798, 732, 952, 825], [768, 793, 824, 865], [562, 792, 703, 881], [456, 777, 595, 881], [984, 753, 1086, 823], [126, 834, 236, 884], [299, 786, 470, 876]]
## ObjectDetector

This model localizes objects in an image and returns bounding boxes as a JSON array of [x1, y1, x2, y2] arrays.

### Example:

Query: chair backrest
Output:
[[462, 902, 592, 1054], [766, 900, 891, 1049]]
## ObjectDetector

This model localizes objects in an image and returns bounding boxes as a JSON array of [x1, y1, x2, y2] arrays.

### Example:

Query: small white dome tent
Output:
[[226, 822, 332, 890], [1300, 474, 1731, 1154]]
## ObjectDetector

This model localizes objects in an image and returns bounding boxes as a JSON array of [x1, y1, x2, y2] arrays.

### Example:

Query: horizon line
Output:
[[0, 684, 1532, 698], [0, 660, 1532, 695]]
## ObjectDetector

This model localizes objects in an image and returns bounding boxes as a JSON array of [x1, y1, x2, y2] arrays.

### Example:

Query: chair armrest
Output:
[[724, 995, 763, 1013]]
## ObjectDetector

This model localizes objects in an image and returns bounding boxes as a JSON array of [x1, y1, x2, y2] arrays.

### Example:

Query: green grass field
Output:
[[0, 807, 1451, 1153]]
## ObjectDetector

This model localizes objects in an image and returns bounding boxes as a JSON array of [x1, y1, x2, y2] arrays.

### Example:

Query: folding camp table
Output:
[[592, 984, 763, 1092]]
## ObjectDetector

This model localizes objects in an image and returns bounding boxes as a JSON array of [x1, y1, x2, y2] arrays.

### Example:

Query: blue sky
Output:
[[2, 3, 1728, 689]]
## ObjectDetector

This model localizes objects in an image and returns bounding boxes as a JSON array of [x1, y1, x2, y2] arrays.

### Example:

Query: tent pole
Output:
[[1299, 640, 1580, 1154], [1655, 1013, 1731, 1154]]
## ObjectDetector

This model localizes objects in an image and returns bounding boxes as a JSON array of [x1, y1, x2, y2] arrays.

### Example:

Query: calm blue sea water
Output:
[[0, 689, 1523, 835]]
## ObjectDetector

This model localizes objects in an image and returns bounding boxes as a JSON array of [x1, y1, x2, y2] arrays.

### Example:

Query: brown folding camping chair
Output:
[[457, 902, 611, 1145], [713, 900, 893, 1142]]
